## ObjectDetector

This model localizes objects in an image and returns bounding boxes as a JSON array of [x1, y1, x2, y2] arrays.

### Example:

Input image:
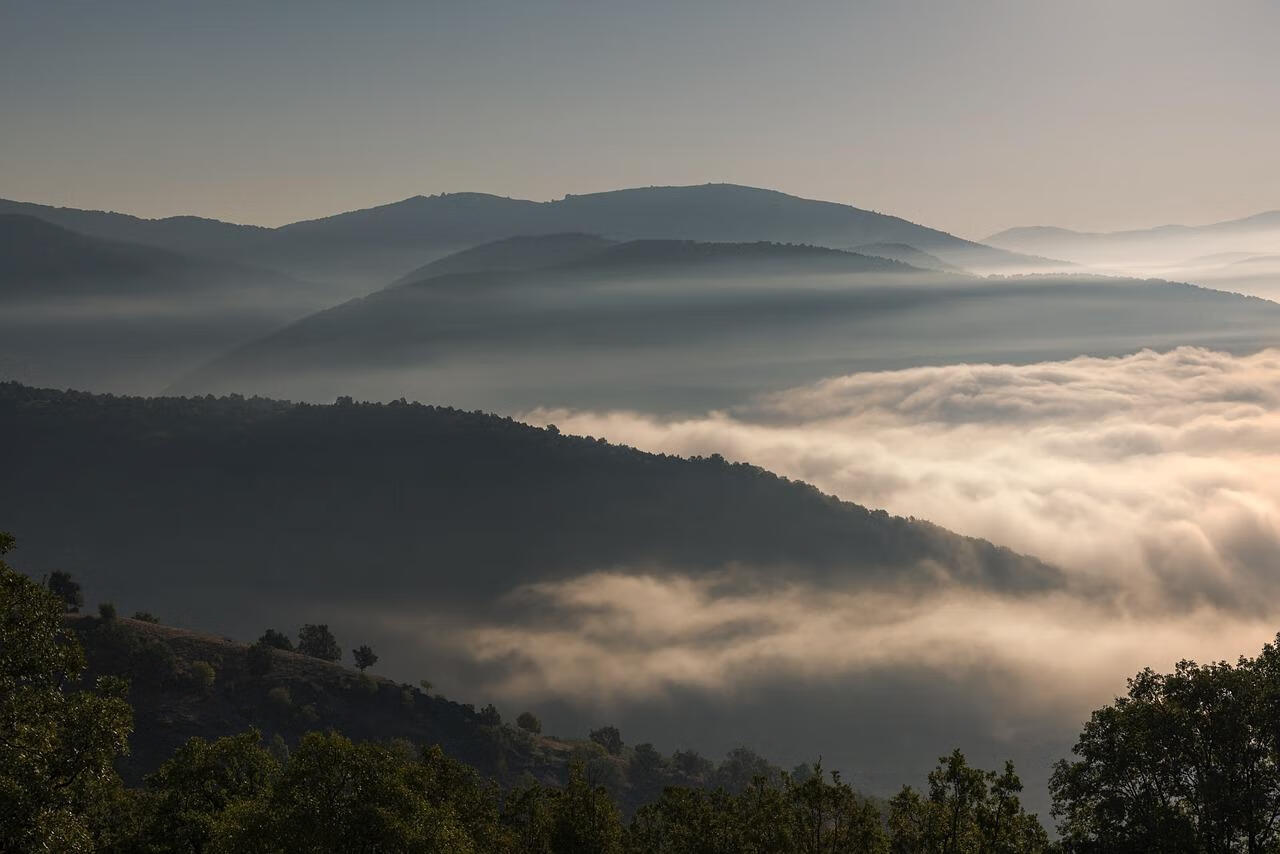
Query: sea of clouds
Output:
[[453, 347, 1280, 719]]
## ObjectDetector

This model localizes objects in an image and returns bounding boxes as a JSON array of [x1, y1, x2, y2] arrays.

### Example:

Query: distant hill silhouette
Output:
[[0, 215, 324, 393], [1, 184, 1063, 288], [173, 233, 1280, 412], [389, 233, 617, 285], [0, 198, 269, 256], [985, 210, 1280, 265], [852, 242, 966, 273], [0, 214, 302, 300]]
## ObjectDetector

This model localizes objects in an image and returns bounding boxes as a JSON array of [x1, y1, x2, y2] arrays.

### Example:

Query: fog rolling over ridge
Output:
[[0, 214, 332, 393], [173, 232, 1280, 413], [987, 210, 1280, 301]]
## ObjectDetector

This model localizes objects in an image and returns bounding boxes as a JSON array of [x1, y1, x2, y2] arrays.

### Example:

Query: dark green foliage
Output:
[[140, 730, 280, 853], [672, 749, 715, 782], [628, 765, 888, 853], [131, 611, 159, 623], [590, 725, 624, 756], [296, 623, 340, 662], [1051, 634, 1280, 853], [256, 628, 293, 651], [478, 703, 503, 726], [45, 568, 84, 613], [517, 711, 542, 734], [352, 643, 378, 672], [0, 532, 133, 851], [887, 750, 1049, 853], [97, 601, 117, 621]]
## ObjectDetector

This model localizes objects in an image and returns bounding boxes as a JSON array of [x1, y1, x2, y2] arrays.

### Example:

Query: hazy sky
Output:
[[3, 0, 1278, 238]]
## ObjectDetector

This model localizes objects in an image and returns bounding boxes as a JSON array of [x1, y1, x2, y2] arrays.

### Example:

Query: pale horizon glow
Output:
[[3, 0, 1278, 238]]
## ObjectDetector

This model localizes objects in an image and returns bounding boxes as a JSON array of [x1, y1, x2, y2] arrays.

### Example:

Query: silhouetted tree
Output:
[[517, 711, 542, 734], [257, 628, 293, 651], [296, 624, 340, 662], [478, 703, 502, 726], [352, 644, 378, 672], [45, 569, 83, 613]]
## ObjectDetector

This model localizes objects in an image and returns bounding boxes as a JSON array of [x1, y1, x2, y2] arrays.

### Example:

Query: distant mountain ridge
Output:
[[1, 183, 1063, 287], [0, 214, 301, 300]]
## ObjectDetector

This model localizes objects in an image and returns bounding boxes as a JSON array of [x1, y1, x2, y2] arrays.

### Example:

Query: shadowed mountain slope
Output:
[[0, 380, 1061, 641], [174, 231, 1280, 412]]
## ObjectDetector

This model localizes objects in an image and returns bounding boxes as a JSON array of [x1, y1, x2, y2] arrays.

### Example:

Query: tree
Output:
[[208, 732, 485, 853], [45, 569, 83, 613], [0, 531, 133, 851], [478, 703, 502, 726], [1052, 637, 1280, 853], [590, 725, 624, 756], [517, 711, 542, 734], [257, 628, 293, 651], [140, 731, 279, 853], [98, 601, 117, 621], [888, 750, 1048, 854], [352, 644, 378, 672], [296, 623, 340, 661]]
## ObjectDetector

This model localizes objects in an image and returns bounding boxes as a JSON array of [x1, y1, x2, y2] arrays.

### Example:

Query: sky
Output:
[[2, 0, 1279, 238]]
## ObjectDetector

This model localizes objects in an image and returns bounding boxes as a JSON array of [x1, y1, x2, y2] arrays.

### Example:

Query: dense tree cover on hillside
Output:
[[0, 381, 1058, 618]]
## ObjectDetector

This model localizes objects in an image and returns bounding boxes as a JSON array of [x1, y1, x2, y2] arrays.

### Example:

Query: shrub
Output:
[[257, 628, 293, 651], [98, 601, 117, 621], [132, 611, 159, 623], [517, 711, 542, 734], [266, 686, 292, 710], [589, 725, 623, 756], [189, 660, 216, 692], [478, 704, 502, 726]]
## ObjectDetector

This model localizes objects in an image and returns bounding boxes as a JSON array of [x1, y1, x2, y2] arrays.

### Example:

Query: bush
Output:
[[517, 711, 542, 734], [477, 704, 502, 726], [266, 686, 292, 711], [189, 660, 216, 692], [132, 611, 159, 623], [589, 725, 623, 756], [257, 628, 293, 651], [98, 601, 117, 621]]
